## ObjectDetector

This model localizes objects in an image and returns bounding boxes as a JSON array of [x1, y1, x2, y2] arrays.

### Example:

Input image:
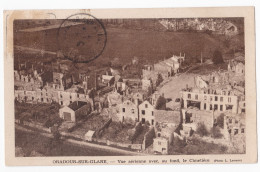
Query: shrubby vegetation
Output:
[[169, 137, 228, 155], [156, 73, 163, 87], [210, 126, 223, 139], [196, 122, 209, 137], [216, 113, 225, 129]]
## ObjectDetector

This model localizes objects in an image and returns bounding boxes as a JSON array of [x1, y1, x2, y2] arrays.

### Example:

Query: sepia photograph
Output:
[[3, 7, 257, 165]]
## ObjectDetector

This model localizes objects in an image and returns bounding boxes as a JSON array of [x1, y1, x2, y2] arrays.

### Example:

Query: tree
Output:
[[210, 126, 223, 138], [196, 122, 209, 137], [212, 50, 224, 64], [147, 86, 153, 96], [216, 113, 224, 129], [156, 73, 163, 87]]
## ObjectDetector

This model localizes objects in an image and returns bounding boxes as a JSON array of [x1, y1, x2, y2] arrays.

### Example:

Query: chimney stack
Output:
[[134, 98, 138, 106]]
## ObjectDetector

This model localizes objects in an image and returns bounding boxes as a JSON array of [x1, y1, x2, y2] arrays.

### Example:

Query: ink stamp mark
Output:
[[57, 13, 107, 64]]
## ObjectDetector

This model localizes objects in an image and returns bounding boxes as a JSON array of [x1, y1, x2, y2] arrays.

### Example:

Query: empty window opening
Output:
[[234, 129, 239, 135], [214, 104, 218, 110], [220, 105, 223, 111], [226, 105, 233, 110], [241, 128, 245, 133]]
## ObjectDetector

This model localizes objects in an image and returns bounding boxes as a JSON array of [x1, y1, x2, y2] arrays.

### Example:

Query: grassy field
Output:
[[169, 137, 228, 155], [14, 22, 243, 70], [15, 102, 61, 127], [15, 129, 125, 156]]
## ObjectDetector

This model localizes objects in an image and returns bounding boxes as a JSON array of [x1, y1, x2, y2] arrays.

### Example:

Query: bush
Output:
[[216, 113, 224, 128], [53, 131, 61, 141], [196, 123, 209, 137], [145, 121, 150, 126], [210, 126, 223, 138], [173, 137, 187, 149], [156, 73, 163, 86]]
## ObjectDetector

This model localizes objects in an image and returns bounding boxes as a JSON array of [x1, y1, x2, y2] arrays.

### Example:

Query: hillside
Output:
[[14, 22, 244, 69]]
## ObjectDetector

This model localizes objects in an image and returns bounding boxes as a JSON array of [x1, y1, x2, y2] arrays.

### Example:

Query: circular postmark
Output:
[[57, 13, 107, 64]]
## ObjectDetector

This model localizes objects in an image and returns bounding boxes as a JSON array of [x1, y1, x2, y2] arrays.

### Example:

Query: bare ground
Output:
[[157, 73, 196, 101]]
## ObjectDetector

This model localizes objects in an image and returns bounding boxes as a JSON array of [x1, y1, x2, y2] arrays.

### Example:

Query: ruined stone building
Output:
[[180, 68, 245, 144], [130, 91, 147, 105], [15, 84, 93, 107], [142, 54, 184, 82], [14, 70, 43, 91], [154, 61, 174, 79], [228, 60, 245, 75], [52, 72, 65, 90], [101, 75, 115, 87], [118, 100, 139, 124], [107, 91, 123, 108], [182, 108, 214, 132], [142, 79, 152, 91], [57, 88, 92, 107], [115, 78, 127, 94], [151, 92, 167, 110], [14, 67, 97, 108], [153, 137, 169, 154], [52, 72, 73, 91], [139, 100, 155, 125], [181, 89, 239, 114], [182, 69, 245, 115], [15, 84, 58, 104], [153, 110, 181, 154], [223, 112, 245, 152], [81, 72, 98, 91], [142, 65, 158, 86], [223, 113, 245, 140], [138, 92, 167, 125], [59, 101, 92, 122]]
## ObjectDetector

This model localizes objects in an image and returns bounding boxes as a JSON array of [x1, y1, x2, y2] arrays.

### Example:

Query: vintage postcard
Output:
[[4, 7, 257, 165]]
